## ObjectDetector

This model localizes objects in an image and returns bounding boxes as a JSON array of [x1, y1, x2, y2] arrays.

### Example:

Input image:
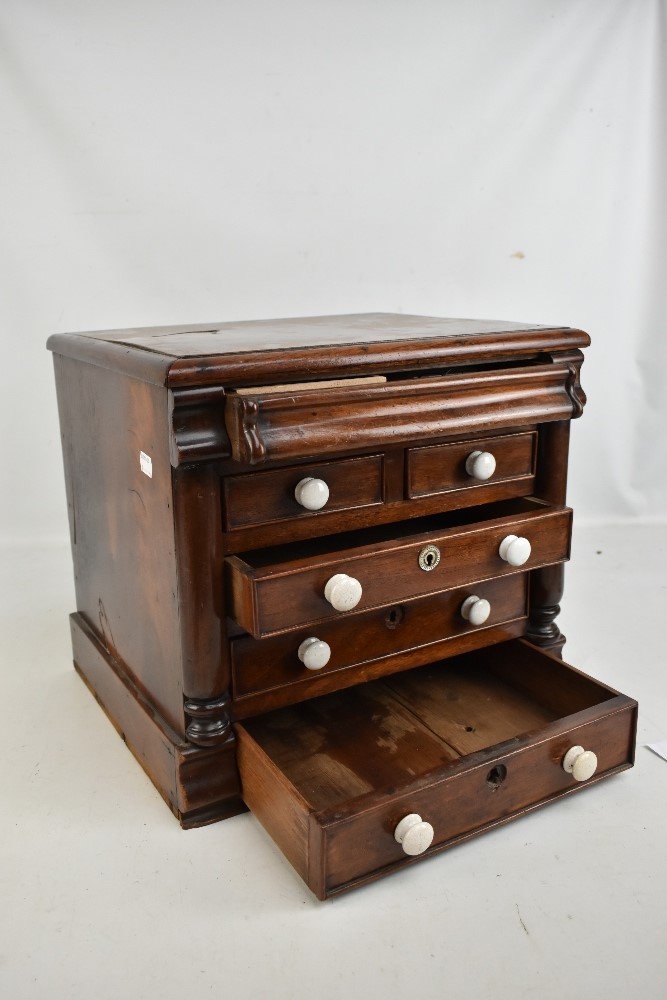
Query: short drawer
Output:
[[223, 454, 384, 530], [407, 431, 536, 500], [231, 574, 528, 717], [235, 640, 637, 899], [225, 498, 571, 639]]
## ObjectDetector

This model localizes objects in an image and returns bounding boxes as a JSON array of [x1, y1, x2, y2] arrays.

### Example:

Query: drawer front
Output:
[[231, 575, 528, 714], [223, 454, 384, 530], [226, 504, 572, 638], [236, 641, 637, 900], [319, 703, 635, 896], [407, 431, 536, 500]]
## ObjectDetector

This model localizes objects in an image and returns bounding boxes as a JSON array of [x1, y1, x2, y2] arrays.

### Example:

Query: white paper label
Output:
[[647, 741, 667, 763], [140, 451, 153, 478]]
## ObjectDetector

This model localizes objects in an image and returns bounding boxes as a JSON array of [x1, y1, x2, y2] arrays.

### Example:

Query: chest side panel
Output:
[[53, 355, 184, 734]]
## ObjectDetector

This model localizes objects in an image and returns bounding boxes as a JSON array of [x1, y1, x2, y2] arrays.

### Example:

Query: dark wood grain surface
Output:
[[53, 355, 185, 733]]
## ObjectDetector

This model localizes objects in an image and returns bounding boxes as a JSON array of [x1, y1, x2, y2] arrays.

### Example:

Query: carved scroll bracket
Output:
[[546, 349, 587, 418], [221, 396, 267, 465], [169, 385, 231, 467]]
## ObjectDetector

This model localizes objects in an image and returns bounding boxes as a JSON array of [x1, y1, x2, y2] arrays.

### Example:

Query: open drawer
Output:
[[224, 362, 583, 465], [235, 640, 637, 899], [225, 497, 572, 638]]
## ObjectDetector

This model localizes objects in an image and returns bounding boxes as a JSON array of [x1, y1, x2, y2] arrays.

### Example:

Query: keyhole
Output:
[[418, 545, 440, 571], [486, 764, 507, 789], [385, 605, 405, 630]]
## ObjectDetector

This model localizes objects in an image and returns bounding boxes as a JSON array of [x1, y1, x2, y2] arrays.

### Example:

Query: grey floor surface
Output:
[[2, 523, 665, 1000]]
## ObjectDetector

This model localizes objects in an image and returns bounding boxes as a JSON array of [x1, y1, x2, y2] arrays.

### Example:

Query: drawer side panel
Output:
[[235, 725, 311, 883]]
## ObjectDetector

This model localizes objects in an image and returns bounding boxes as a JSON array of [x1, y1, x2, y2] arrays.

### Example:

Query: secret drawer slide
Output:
[[235, 640, 637, 899]]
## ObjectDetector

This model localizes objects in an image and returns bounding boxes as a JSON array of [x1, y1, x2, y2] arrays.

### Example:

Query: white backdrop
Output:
[[2, 0, 666, 542]]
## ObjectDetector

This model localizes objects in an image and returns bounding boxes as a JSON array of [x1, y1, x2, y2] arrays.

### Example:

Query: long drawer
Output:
[[225, 498, 572, 638], [235, 640, 637, 899], [231, 574, 528, 717]]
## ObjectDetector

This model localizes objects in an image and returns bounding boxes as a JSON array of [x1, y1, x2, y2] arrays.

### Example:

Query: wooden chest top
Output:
[[47, 312, 589, 387]]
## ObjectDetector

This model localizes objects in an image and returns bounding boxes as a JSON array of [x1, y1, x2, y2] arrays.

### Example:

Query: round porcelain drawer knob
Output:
[[294, 477, 330, 511], [394, 814, 434, 856], [324, 573, 363, 612], [461, 595, 491, 626], [297, 637, 331, 671], [498, 534, 532, 566], [562, 745, 598, 782], [465, 450, 497, 481]]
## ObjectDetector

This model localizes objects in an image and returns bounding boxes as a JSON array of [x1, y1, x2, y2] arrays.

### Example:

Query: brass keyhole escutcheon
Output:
[[418, 544, 441, 572]]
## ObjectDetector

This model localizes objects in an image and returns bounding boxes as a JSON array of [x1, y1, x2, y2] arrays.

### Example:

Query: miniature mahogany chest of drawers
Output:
[[49, 313, 637, 899]]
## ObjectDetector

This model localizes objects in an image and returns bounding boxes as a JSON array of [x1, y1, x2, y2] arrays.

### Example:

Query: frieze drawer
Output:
[[224, 362, 586, 465]]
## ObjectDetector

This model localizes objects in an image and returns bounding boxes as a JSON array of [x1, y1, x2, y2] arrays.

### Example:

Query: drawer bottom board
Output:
[[235, 640, 637, 898]]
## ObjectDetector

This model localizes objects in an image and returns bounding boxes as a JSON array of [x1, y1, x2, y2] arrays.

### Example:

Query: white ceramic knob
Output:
[[562, 745, 598, 782], [461, 595, 491, 626], [498, 534, 532, 566], [394, 814, 434, 856], [294, 477, 330, 511], [297, 637, 331, 671], [324, 573, 363, 612], [465, 450, 497, 481]]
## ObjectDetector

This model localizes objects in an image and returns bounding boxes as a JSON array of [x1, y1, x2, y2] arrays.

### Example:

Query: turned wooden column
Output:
[[526, 418, 571, 656], [169, 388, 235, 748]]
